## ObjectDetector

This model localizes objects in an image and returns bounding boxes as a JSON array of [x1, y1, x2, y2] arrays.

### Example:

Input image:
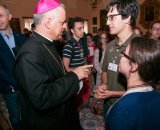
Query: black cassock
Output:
[[14, 31, 82, 130]]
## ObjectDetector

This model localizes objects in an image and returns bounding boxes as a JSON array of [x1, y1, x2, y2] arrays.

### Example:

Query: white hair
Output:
[[33, 4, 64, 25]]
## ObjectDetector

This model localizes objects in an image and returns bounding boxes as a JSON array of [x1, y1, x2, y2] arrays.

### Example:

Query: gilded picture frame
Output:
[[93, 26, 97, 34], [140, 0, 160, 29], [100, 9, 109, 31], [92, 17, 97, 25]]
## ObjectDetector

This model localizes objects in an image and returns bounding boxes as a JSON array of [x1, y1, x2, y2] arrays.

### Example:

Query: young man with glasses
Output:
[[94, 0, 139, 127], [150, 21, 160, 41]]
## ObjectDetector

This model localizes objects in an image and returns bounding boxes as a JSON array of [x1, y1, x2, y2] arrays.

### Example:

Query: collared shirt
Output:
[[102, 33, 137, 107], [0, 30, 16, 57], [0, 30, 15, 49], [124, 86, 153, 95]]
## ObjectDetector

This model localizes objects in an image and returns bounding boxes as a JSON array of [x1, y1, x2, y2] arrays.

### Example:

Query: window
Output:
[[84, 20, 88, 34], [23, 17, 34, 30]]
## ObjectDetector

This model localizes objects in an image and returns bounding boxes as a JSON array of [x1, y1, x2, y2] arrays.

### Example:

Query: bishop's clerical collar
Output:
[[34, 30, 53, 42]]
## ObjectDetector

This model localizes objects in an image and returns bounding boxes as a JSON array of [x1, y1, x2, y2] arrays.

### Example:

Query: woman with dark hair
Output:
[[94, 32, 109, 87], [101, 37, 160, 130], [90, 32, 109, 114]]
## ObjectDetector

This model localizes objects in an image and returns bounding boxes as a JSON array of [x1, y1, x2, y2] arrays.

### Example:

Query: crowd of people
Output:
[[0, 0, 160, 130]]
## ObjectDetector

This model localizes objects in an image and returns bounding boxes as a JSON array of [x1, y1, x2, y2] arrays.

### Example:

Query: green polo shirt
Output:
[[102, 33, 137, 107]]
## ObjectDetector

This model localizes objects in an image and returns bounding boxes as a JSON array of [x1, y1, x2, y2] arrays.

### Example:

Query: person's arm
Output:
[[62, 57, 74, 72], [62, 43, 74, 72], [94, 85, 125, 99], [14, 53, 80, 110], [96, 71, 125, 99], [101, 71, 107, 85], [99, 90, 125, 99], [101, 47, 108, 85], [93, 49, 102, 74], [15, 53, 92, 110]]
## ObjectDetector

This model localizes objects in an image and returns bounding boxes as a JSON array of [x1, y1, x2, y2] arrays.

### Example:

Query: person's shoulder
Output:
[[109, 39, 116, 44], [63, 41, 74, 49], [13, 31, 27, 42], [114, 93, 138, 108], [67, 39, 77, 46], [106, 39, 116, 48], [122, 90, 160, 104], [18, 36, 41, 52], [129, 33, 138, 40], [13, 31, 26, 38], [16, 37, 45, 62], [108, 95, 133, 116], [149, 90, 160, 100]]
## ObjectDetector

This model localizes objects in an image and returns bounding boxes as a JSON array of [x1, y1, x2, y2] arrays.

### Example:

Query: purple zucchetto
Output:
[[34, 0, 61, 14]]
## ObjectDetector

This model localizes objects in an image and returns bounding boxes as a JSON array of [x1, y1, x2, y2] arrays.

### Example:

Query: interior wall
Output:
[[0, 0, 148, 34], [1, 0, 37, 32], [89, 0, 148, 34], [61, 0, 91, 32]]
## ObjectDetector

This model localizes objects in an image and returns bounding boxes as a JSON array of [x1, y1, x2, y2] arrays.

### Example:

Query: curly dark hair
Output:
[[106, 0, 139, 27]]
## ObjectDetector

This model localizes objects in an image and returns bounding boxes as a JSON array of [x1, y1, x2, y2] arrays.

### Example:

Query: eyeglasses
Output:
[[152, 27, 160, 31], [106, 14, 122, 21], [121, 51, 135, 62]]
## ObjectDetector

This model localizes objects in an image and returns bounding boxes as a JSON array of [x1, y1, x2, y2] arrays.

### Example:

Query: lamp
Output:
[[88, 0, 101, 8]]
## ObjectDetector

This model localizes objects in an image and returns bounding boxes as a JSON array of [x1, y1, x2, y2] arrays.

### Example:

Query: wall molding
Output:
[[0, 0, 16, 4]]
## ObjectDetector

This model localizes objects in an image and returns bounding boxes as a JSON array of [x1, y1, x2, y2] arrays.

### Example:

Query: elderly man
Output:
[[14, 0, 92, 130]]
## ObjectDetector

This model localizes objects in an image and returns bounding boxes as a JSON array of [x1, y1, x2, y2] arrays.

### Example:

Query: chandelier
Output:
[[87, 0, 101, 8]]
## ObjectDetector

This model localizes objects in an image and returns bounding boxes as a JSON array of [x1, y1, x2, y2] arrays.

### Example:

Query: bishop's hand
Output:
[[73, 65, 93, 80]]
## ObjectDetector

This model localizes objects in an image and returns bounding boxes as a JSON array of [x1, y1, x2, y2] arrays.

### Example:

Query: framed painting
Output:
[[140, 0, 160, 29], [92, 17, 97, 25], [145, 6, 154, 21], [93, 26, 97, 34], [10, 18, 21, 33], [100, 9, 109, 31]]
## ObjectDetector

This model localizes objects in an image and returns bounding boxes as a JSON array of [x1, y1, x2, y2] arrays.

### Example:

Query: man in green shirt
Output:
[[94, 0, 139, 127]]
